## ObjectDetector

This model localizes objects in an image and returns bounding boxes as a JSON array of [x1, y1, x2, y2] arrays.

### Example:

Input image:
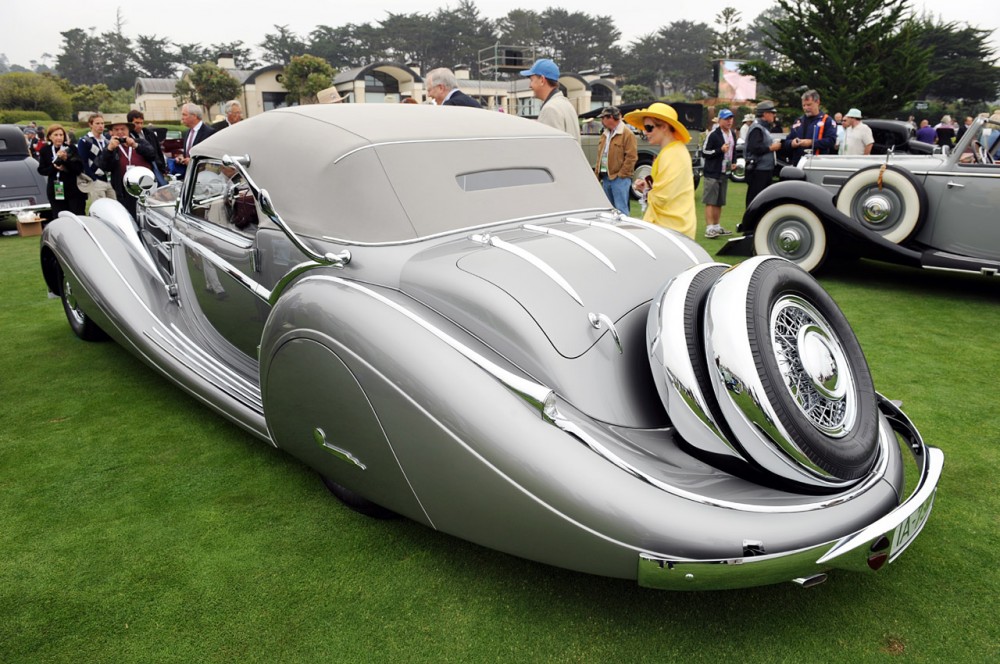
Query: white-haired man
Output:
[[176, 103, 215, 175], [212, 100, 243, 131], [425, 68, 482, 108]]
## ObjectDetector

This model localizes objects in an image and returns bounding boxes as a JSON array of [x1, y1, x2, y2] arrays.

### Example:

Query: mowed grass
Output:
[[2, 184, 999, 662]]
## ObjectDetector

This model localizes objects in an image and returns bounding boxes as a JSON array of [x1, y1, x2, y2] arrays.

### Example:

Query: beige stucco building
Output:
[[134, 55, 620, 122]]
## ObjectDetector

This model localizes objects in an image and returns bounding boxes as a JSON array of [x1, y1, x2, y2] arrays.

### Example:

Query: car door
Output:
[[173, 159, 271, 358], [921, 124, 1000, 260]]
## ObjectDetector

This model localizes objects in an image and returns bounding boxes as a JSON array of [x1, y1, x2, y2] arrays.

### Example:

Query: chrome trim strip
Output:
[[547, 397, 889, 513], [147, 328, 263, 411], [220, 154, 351, 268], [818, 449, 942, 565], [318, 208, 610, 247], [616, 218, 700, 265], [65, 217, 268, 427], [522, 223, 615, 271], [332, 134, 575, 165], [88, 200, 163, 284], [925, 265, 1000, 277], [564, 216, 657, 258], [300, 275, 554, 409], [470, 232, 584, 306], [174, 233, 272, 302], [179, 215, 255, 249], [156, 322, 262, 400]]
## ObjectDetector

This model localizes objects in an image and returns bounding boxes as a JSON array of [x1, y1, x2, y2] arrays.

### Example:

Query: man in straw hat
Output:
[[95, 114, 157, 222], [624, 102, 696, 238]]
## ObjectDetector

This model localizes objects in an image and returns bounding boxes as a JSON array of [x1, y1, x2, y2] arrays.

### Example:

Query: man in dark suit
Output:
[[211, 100, 243, 132], [176, 102, 216, 176], [425, 68, 482, 108], [127, 110, 167, 183]]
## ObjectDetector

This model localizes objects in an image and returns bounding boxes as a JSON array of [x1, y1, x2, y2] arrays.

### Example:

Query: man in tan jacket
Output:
[[594, 106, 638, 215]]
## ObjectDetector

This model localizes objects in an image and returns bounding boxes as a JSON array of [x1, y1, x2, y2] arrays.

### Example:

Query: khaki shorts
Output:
[[701, 176, 728, 206]]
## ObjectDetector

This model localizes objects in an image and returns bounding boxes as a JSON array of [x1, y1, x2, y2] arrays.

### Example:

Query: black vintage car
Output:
[[0, 124, 51, 231]]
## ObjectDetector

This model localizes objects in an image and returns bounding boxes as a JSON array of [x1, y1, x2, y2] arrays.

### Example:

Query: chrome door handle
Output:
[[946, 181, 965, 189]]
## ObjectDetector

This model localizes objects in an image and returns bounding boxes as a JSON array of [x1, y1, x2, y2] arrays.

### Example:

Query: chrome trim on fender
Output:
[[564, 216, 657, 258], [470, 232, 584, 306], [616, 218, 701, 265], [147, 322, 263, 411], [88, 199, 163, 283], [547, 394, 890, 513], [314, 427, 367, 470], [637, 413, 942, 590], [299, 275, 554, 411]]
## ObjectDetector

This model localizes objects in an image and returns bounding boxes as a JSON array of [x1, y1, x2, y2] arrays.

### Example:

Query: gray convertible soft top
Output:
[[192, 105, 606, 243]]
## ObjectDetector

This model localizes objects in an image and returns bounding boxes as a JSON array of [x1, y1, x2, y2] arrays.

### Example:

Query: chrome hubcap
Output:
[[770, 296, 856, 436], [777, 228, 802, 253], [63, 279, 86, 325], [861, 194, 892, 225]]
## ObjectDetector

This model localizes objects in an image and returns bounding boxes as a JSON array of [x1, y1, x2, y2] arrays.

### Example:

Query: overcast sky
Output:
[[4, 0, 996, 69]]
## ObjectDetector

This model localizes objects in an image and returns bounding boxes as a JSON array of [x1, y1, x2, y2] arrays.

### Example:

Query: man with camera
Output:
[[96, 116, 157, 221]]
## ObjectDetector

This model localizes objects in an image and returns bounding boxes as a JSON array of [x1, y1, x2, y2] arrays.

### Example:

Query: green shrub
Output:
[[0, 109, 53, 124]]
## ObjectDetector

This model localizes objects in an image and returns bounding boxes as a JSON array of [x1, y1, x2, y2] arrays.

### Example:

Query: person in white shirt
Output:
[[841, 108, 874, 155]]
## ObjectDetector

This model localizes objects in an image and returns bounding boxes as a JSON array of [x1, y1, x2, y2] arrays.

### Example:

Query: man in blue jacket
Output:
[[783, 89, 838, 164]]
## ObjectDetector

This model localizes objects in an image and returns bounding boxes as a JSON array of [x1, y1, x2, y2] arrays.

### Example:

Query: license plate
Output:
[[889, 489, 936, 562], [0, 199, 32, 210]]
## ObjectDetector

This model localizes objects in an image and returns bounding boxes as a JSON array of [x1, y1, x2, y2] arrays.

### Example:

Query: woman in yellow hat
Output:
[[624, 103, 696, 239]]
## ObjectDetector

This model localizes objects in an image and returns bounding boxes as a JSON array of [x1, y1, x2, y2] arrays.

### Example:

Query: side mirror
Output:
[[124, 166, 157, 198]]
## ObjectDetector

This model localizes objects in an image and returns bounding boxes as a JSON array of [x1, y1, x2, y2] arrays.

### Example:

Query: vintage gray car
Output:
[[39, 105, 941, 590], [720, 114, 1000, 274], [0, 124, 50, 232]]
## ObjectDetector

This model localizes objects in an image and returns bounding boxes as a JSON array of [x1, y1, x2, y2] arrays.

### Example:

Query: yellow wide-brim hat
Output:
[[624, 102, 692, 144]]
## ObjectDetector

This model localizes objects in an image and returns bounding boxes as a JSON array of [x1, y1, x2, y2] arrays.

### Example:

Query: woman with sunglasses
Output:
[[623, 103, 696, 239]]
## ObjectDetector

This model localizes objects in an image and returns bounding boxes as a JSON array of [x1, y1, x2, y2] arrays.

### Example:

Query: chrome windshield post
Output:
[[222, 153, 351, 269]]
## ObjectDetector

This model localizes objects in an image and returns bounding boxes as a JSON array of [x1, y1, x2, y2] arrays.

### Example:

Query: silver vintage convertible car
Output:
[[39, 105, 941, 590], [720, 113, 1000, 274]]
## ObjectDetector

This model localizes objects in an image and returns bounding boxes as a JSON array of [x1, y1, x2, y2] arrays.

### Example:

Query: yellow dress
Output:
[[643, 141, 696, 239]]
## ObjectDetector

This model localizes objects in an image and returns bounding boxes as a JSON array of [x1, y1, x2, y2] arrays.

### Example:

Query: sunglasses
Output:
[[643, 124, 658, 133]]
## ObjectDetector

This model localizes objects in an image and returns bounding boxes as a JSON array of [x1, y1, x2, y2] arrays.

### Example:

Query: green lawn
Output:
[[2, 187, 998, 662]]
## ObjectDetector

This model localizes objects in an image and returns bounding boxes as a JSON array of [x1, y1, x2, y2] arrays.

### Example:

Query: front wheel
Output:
[[752, 204, 827, 273], [60, 272, 107, 341]]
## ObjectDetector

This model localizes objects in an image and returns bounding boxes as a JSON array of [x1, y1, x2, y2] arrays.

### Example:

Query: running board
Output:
[[146, 321, 264, 413], [922, 250, 1000, 277]]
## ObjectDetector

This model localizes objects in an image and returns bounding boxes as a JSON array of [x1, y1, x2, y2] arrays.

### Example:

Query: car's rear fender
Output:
[[258, 272, 912, 582]]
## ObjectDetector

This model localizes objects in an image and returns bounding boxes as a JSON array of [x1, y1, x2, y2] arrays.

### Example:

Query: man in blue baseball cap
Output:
[[702, 108, 737, 238], [520, 58, 580, 142]]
